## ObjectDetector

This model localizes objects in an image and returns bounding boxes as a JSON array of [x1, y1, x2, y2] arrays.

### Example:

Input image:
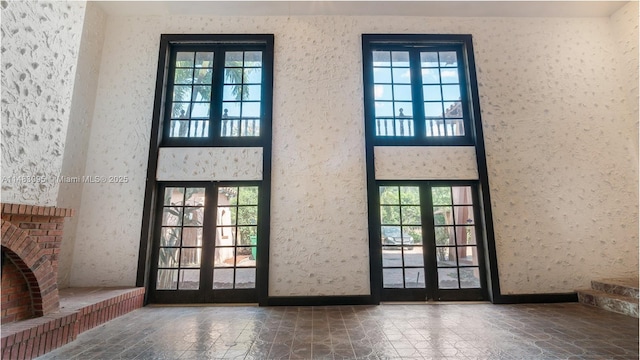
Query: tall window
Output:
[[363, 35, 473, 145], [160, 35, 273, 146]]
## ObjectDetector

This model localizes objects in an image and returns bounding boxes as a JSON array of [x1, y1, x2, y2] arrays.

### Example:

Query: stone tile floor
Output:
[[37, 303, 638, 359]]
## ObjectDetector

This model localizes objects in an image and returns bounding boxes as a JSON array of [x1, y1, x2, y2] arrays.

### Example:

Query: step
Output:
[[591, 278, 639, 299], [577, 288, 639, 318]]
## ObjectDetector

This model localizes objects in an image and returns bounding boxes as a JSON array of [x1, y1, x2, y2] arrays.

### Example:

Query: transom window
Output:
[[363, 35, 474, 145], [160, 35, 273, 146]]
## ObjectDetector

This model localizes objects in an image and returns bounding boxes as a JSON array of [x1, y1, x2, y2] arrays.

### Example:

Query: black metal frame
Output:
[[375, 180, 487, 302], [363, 34, 500, 304], [138, 34, 273, 306], [362, 34, 474, 147], [147, 181, 267, 304]]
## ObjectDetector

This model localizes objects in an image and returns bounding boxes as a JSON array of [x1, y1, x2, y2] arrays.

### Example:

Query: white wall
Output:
[[1, 0, 86, 206], [67, 12, 638, 295], [56, 2, 107, 288]]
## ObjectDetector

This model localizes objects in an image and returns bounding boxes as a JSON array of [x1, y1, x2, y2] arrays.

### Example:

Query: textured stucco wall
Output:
[[68, 12, 638, 295], [156, 147, 263, 181], [1, 0, 86, 206], [56, 2, 107, 288], [375, 146, 478, 180]]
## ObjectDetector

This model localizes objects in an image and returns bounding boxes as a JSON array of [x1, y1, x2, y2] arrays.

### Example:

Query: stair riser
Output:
[[578, 292, 639, 318], [591, 281, 639, 299]]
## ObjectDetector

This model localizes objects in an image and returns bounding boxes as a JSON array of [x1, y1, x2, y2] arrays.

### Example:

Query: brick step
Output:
[[591, 278, 639, 299], [577, 288, 639, 318]]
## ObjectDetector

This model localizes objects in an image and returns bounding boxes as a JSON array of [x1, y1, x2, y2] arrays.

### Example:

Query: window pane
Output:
[[380, 206, 400, 225], [217, 227, 236, 246], [442, 85, 461, 101], [438, 268, 459, 289], [448, 119, 465, 136], [160, 227, 181, 247], [156, 269, 178, 290], [223, 102, 241, 117], [383, 268, 403, 288], [174, 69, 193, 84], [243, 68, 262, 83], [182, 228, 203, 247], [236, 247, 255, 266], [435, 227, 454, 246], [189, 121, 208, 137], [192, 86, 211, 101], [193, 69, 212, 84], [458, 247, 479, 266], [381, 226, 401, 246], [213, 268, 234, 289], [191, 103, 210, 119], [462, 226, 476, 245], [178, 269, 200, 289], [433, 206, 452, 225], [421, 68, 440, 83], [440, 68, 459, 83], [454, 206, 475, 225], [436, 247, 457, 267], [426, 119, 445, 137], [244, 85, 261, 101], [214, 247, 235, 267], [162, 207, 183, 226], [244, 51, 262, 67], [223, 85, 241, 101], [175, 52, 194, 67], [424, 102, 443, 117], [224, 68, 242, 84], [404, 268, 425, 288], [394, 119, 414, 137], [401, 206, 421, 225], [158, 248, 180, 268], [217, 207, 236, 226], [420, 52, 438, 67], [372, 51, 391, 66], [373, 67, 392, 83], [444, 102, 462, 118], [238, 187, 259, 205], [195, 52, 214, 68], [185, 188, 205, 206], [164, 187, 185, 205], [459, 268, 481, 288], [423, 85, 441, 101], [374, 84, 392, 101], [404, 248, 424, 267], [393, 85, 412, 101], [392, 68, 411, 84], [172, 86, 192, 102], [374, 102, 393, 117], [439, 51, 458, 67], [171, 103, 190, 119], [242, 102, 261, 118], [393, 102, 412, 117], [391, 51, 410, 67], [237, 207, 258, 225], [180, 249, 202, 268], [379, 186, 399, 204], [235, 268, 256, 289], [432, 187, 452, 205], [400, 186, 420, 205], [382, 248, 401, 267], [225, 51, 243, 66], [219, 187, 238, 205], [404, 225, 423, 245], [183, 207, 204, 226]]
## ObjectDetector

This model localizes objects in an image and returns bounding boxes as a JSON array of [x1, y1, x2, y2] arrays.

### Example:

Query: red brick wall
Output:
[[0, 204, 74, 324], [1, 255, 34, 323]]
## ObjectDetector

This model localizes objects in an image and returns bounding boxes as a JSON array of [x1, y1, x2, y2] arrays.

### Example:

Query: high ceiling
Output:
[[94, 1, 629, 18]]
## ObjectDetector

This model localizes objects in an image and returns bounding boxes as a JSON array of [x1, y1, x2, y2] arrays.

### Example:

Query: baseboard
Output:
[[492, 292, 578, 304], [266, 295, 374, 306]]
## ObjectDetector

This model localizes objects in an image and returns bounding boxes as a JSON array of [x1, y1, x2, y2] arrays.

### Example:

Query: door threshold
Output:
[[147, 303, 259, 307], [381, 301, 490, 305]]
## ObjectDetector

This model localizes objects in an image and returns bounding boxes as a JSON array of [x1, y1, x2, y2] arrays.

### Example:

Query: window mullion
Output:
[[409, 50, 425, 140], [210, 47, 225, 141]]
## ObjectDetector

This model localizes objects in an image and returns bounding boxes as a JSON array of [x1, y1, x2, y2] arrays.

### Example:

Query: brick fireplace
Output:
[[1, 203, 74, 324]]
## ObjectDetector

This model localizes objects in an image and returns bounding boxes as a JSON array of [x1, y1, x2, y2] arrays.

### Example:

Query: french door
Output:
[[148, 182, 263, 303], [377, 181, 487, 301]]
